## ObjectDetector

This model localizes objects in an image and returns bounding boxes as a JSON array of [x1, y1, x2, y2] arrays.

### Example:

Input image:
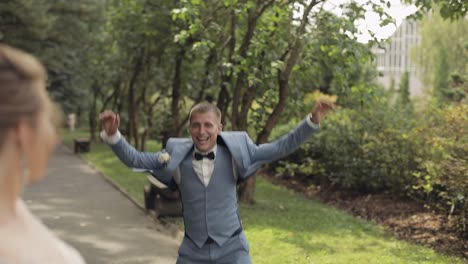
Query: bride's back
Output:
[[0, 44, 85, 264]]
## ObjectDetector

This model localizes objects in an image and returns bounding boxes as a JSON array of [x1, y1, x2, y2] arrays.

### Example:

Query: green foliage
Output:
[[412, 10, 468, 102], [2, 0, 394, 149], [299, 12, 379, 98], [443, 43, 468, 104], [275, 95, 468, 236], [398, 71, 412, 110], [316, 100, 417, 193], [405, 0, 467, 20], [0, 0, 106, 114], [433, 48, 451, 101], [446, 73, 468, 103], [410, 104, 468, 237]]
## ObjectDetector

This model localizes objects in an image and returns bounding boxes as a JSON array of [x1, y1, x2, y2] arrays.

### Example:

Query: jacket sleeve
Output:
[[241, 117, 319, 178], [110, 136, 166, 170]]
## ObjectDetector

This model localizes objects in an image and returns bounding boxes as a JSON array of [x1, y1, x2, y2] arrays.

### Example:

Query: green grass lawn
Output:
[[61, 129, 466, 264]]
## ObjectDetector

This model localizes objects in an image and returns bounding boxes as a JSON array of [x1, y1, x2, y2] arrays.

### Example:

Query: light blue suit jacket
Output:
[[110, 117, 319, 184]]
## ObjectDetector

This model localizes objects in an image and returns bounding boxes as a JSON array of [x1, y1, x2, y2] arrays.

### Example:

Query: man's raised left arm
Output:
[[247, 101, 334, 164]]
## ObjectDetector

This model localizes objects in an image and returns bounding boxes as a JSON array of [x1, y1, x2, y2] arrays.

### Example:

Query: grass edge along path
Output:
[[61, 130, 465, 264]]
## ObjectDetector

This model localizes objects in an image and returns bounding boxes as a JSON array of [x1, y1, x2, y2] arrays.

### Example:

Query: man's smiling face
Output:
[[189, 111, 223, 152]]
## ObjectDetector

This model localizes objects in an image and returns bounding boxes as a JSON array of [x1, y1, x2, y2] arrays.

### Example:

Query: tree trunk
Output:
[[88, 83, 98, 141], [217, 85, 230, 126], [128, 49, 144, 149], [238, 1, 317, 204], [98, 78, 121, 134], [141, 92, 163, 151], [257, 0, 316, 143], [231, 1, 275, 130], [235, 1, 277, 204], [171, 47, 185, 137], [175, 45, 216, 134], [238, 176, 256, 204], [88, 103, 97, 141], [217, 10, 236, 126], [137, 56, 152, 152], [128, 83, 138, 148], [139, 85, 149, 152], [231, 12, 256, 129]]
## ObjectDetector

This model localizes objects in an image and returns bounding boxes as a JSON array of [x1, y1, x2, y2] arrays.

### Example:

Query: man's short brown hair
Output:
[[189, 102, 221, 123]]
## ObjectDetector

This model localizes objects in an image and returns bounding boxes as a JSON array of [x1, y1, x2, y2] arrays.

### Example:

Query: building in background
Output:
[[374, 19, 424, 96]]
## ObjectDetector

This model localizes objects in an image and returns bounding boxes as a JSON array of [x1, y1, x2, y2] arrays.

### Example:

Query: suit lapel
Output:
[[167, 139, 193, 171], [219, 133, 248, 176]]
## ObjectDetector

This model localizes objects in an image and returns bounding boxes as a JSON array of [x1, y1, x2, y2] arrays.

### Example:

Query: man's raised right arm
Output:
[[99, 111, 167, 170]]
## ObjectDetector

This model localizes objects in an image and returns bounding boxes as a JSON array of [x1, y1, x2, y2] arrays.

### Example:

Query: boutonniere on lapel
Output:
[[158, 149, 171, 167]]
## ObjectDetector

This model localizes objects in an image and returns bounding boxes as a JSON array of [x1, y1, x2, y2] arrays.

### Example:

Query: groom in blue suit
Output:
[[100, 102, 332, 263]]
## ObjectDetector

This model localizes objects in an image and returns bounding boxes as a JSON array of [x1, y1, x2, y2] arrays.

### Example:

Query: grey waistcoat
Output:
[[178, 145, 241, 248]]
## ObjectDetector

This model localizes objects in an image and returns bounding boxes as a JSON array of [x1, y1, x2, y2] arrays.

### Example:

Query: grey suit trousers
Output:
[[176, 231, 252, 264]]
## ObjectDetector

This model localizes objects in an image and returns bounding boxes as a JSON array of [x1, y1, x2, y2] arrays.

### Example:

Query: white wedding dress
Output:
[[0, 199, 85, 264]]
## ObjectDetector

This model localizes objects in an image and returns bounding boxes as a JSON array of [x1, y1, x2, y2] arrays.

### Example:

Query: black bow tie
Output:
[[194, 151, 215, 160]]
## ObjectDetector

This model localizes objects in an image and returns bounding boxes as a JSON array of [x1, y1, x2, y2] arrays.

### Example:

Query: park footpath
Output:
[[23, 144, 181, 264]]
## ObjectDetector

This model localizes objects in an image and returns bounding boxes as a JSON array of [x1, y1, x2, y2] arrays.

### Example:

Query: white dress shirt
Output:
[[192, 145, 217, 186]]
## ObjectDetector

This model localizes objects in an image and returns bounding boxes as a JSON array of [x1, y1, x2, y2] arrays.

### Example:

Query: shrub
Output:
[[410, 104, 468, 237], [307, 99, 418, 194], [274, 99, 467, 236]]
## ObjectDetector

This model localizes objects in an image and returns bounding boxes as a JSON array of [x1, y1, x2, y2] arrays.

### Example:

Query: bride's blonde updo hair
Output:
[[0, 44, 51, 148]]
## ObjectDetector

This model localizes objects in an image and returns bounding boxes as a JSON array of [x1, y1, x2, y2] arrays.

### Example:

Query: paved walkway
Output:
[[23, 144, 180, 264]]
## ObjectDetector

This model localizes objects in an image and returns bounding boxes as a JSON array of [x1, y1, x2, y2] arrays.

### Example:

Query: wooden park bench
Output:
[[73, 138, 90, 153], [144, 175, 182, 218]]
